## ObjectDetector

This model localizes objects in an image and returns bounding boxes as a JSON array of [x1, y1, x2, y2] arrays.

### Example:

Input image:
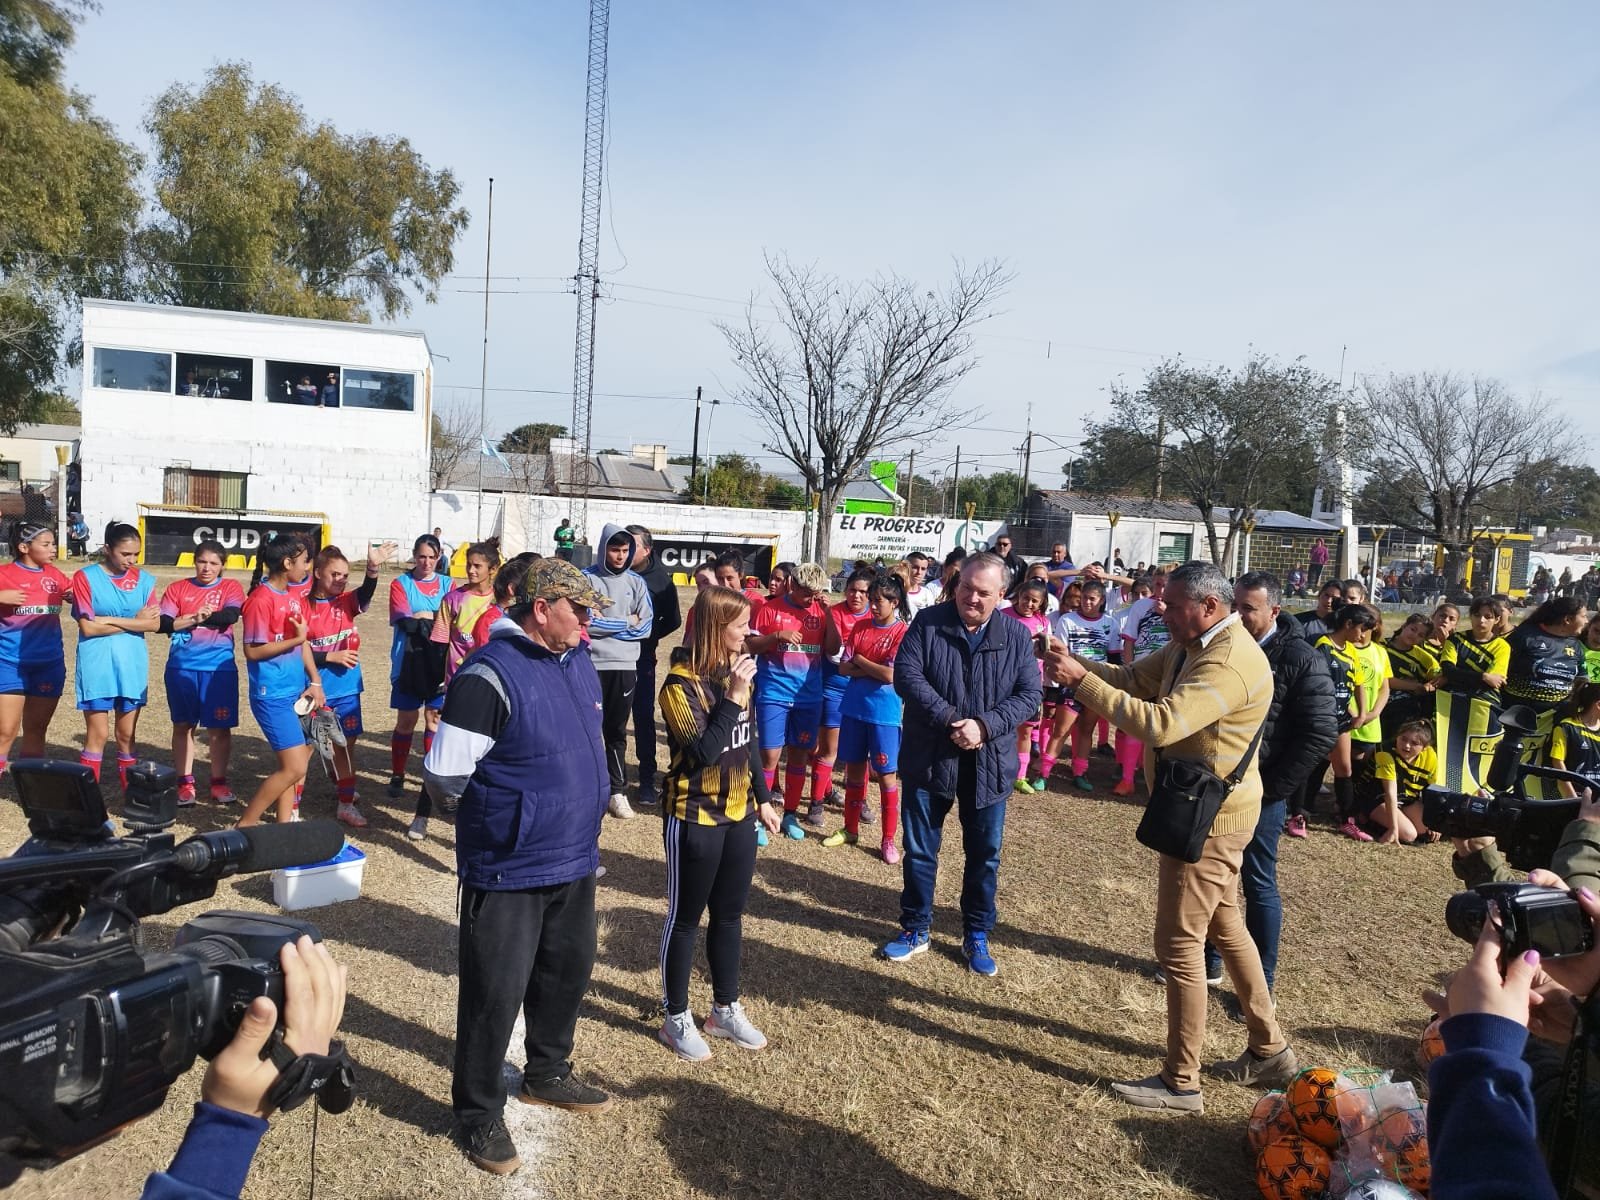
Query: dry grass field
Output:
[[2, 574, 1466, 1199]]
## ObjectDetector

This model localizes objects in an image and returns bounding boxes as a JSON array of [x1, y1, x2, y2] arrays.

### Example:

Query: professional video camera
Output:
[[0, 758, 350, 1160], [1422, 704, 1597, 872]]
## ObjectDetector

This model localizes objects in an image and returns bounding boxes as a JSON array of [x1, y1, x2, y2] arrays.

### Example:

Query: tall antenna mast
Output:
[[569, 0, 610, 539]]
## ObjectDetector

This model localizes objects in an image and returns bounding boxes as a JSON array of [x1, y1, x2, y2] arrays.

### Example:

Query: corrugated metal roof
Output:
[[1032, 490, 1338, 533]]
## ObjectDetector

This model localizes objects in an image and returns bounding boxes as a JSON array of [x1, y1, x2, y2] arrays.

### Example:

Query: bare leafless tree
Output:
[[429, 400, 482, 491], [1353, 372, 1579, 582], [718, 254, 1009, 563]]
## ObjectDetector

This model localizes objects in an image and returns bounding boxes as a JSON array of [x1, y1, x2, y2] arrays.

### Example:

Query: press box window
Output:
[[92, 348, 172, 393], [266, 360, 340, 406], [341, 369, 415, 412], [175, 353, 252, 401]]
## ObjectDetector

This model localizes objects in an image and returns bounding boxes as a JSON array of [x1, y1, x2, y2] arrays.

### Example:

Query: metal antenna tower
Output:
[[569, 0, 609, 537]]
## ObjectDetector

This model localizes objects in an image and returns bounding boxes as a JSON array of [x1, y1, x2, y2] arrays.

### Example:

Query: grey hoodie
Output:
[[582, 523, 654, 670]]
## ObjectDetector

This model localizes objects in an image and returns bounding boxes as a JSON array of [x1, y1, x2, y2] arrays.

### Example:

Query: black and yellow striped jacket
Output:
[[659, 664, 771, 825]]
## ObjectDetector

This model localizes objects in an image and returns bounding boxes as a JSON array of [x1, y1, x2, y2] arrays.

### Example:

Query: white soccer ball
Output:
[[1345, 1180, 1422, 1200]]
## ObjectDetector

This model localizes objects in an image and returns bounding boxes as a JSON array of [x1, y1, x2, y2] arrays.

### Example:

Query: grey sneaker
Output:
[[802, 798, 827, 828], [1212, 1044, 1298, 1088], [704, 1001, 768, 1051], [406, 815, 428, 841], [1110, 1074, 1204, 1113], [658, 1010, 711, 1062]]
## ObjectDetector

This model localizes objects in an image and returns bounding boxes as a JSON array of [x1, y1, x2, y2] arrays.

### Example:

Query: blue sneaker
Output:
[[779, 811, 805, 840], [881, 929, 930, 962], [963, 933, 998, 976], [755, 822, 769, 848]]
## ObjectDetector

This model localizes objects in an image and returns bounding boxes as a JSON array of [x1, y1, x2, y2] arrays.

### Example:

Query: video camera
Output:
[[1447, 882, 1596, 964], [0, 759, 349, 1160], [1421, 705, 1596, 872]]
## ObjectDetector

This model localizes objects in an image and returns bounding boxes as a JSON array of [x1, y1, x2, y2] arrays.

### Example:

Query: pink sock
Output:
[[763, 768, 777, 794], [1071, 756, 1088, 777], [1039, 752, 1057, 780], [1115, 731, 1142, 782], [1018, 747, 1031, 778]]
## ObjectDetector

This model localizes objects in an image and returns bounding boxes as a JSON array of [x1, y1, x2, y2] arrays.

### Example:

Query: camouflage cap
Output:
[[514, 557, 613, 610]]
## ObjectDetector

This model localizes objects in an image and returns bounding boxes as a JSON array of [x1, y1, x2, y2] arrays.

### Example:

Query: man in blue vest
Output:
[[423, 558, 615, 1176]]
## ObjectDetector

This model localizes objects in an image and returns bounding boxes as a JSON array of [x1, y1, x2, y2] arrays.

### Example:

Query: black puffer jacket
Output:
[[1257, 613, 1339, 802]]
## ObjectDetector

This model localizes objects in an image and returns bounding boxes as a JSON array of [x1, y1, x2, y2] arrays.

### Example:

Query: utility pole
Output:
[[1154, 414, 1167, 501], [952, 445, 962, 519], [689, 385, 703, 494], [475, 176, 494, 539], [905, 449, 914, 514], [1020, 404, 1033, 508]]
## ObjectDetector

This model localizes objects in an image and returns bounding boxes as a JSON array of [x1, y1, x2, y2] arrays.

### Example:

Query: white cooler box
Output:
[[272, 842, 366, 910]]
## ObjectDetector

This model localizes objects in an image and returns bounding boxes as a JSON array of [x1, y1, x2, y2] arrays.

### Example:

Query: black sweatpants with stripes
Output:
[[659, 813, 757, 1015]]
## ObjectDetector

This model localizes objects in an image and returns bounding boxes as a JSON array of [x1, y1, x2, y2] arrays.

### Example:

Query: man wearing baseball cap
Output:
[[423, 557, 616, 1175]]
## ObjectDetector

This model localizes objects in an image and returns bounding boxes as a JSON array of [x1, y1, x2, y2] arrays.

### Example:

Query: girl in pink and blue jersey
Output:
[[0, 521, 71, 775], [236, 535, 323, 827], [71, 521, 160, 788], [158, 539, 245, 806], [1002, 580, 1051, 792], [430, 541, 501, 683], [387, 533, 449, 802]]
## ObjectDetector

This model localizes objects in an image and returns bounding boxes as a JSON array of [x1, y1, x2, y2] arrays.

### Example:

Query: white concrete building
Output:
[[79, 299, 432, 563], [0, 423, 80, 483]]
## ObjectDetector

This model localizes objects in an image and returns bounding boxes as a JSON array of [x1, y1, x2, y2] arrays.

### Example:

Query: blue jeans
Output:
[[1205, 798, 1285, 990], [899, 787, 1006, 935]]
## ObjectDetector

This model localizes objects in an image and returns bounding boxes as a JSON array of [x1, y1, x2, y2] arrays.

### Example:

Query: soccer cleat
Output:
[[755, 822, 769, 848], [518, 1071, 614, 1113], [608, 792, 635, 820], [705, 1001, 768, 1051], [1072, 774, 1094, 792], [881, 840, 900, 865], [858, 803, 875, 826], [386, 773, 406, 799], [336, 801, 368, 828], [1112, 779, 1136, 796], [802, 798, 827, 828], [406, 815, 427, 841], [779, 811, 805, 840], [1285, 814, 1308, 839], [176, 782, 197, 807], [881, 929, 929, 962], [1340, 817, 1374, 843], [1110, 1075, 1204, 1113], [821, 828, 858, 848], [963, 932, 998, 977], [824, 785, 843, 808], [1027, 777, 1048, 793], [1013, 777, 1034, 795], [459, 1117, 520, 1175], [1096, 743, 1115, 758], [209, 785, 237, 806], [658, 1010, 711, 1062]]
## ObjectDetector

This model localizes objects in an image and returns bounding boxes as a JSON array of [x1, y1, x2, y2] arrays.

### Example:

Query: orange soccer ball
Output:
[[1417, 1018, 1445, 1067], [1374, 1105, 1431, 1193], [1286, 1067, 1345, 1149], [1255, 1133, 1332, 1200], [1247, 1091, 1300, 1154]]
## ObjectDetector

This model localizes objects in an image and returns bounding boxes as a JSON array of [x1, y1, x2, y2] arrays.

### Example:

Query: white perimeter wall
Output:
[[431, 490, 809, 563], [1065, 516, 1215, 572], [79, 300, 430, 549]]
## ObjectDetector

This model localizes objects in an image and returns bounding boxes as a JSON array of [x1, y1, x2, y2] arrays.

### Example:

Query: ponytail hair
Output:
[[103, 520, 139, 556], [307, 544, 349, 599], [251, 533, 302, 591], [467, 540, 502, 569], [11, 520, 50, 556], [493, 552, 539, 605], [1558, 680, 1600, 725], [869, 573, 910, 620], [413, 533, 441, 560], [1395, 719, 1435, 747]]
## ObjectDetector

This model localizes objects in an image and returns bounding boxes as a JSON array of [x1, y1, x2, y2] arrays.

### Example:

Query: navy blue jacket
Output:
[[453, 633, 609, 889], [141, 1103, 266, 1199], [894, 600, 1042, 807]]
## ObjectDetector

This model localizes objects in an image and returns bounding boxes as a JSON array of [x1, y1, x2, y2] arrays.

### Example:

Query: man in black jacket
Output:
[[626, 525, 683, 806], [1201, 571, 1338, 991]]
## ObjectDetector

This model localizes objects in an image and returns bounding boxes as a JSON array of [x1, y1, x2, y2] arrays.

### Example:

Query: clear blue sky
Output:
[[65, 1, 1600, 488]]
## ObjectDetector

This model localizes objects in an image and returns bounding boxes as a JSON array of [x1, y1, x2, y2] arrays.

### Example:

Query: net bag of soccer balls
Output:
[[1247, 1065, 1429, 1198]]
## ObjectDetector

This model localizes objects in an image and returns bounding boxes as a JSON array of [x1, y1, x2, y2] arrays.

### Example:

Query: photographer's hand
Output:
[[201, 936, 348, 1119], [1532, 886, 1600, 1000], [1447, 910, 1541, 1028]]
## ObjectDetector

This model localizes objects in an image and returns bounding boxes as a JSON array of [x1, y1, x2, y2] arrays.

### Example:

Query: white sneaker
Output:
[[407, 815, 428, 841], [658, 1010, 711, 1061], [608, 792, 635, 820], [704, 1001, 768, 1051], [336, 801, 368, 828]]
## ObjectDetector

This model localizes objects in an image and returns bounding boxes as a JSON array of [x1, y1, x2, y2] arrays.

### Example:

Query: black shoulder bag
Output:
[[1135, 649, 1267, 862]]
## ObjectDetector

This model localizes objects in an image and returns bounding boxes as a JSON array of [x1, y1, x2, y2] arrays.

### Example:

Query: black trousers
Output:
[[632, 645, 660, 790], [452, 876, 597, 1126], [597, 668, 636, 793], [659, 813, 757, 1014]]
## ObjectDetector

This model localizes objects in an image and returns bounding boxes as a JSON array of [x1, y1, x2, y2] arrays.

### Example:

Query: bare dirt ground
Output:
[[1, 575, 1463, 1199]]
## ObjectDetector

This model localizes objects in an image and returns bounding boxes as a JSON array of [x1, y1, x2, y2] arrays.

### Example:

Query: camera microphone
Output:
[[170, 821, 346, 877]]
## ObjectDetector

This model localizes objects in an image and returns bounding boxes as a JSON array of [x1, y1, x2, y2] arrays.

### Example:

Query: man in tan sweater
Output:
[[1046, 560, 1296, 1113]]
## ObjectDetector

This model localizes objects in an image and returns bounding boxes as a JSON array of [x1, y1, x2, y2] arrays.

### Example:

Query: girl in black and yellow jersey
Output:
[[1314, 604, 1379, 841], [1425, 603, 1459, 657], [1505, 595, 1589, 715], [1436, 598, 1510, 714], [1547, 681, 1600, 797], [1355, 720, 1440, 843], [1384, 613, 1440, 741], [656, 586, 782, 1062]]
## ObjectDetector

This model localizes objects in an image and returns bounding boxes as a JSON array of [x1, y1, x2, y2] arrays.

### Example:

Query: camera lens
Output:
[[1445, 891, 1489, 945]]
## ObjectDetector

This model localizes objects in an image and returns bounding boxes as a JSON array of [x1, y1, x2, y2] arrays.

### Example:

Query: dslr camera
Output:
[[0, 759, 348, 1160], [1421, 704, 1593, 872]]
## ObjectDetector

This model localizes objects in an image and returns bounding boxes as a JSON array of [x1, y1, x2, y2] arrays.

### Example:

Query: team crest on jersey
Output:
[[42, 579, 59, 594], [214, 706, 233, 722]]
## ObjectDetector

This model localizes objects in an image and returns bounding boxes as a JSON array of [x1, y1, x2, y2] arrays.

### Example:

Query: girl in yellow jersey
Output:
[[1355, 720, 1440, 843], [1436, 597, 1510, 717], [1547, 681, 1600, 797], [1315, 604, 1378, 841], [655, 586, 782, 1062], [1385, 613, 1440, 740]]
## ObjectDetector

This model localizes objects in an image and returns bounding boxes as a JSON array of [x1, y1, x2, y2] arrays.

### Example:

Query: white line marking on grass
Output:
[[499, 1013, 558, 1196]]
